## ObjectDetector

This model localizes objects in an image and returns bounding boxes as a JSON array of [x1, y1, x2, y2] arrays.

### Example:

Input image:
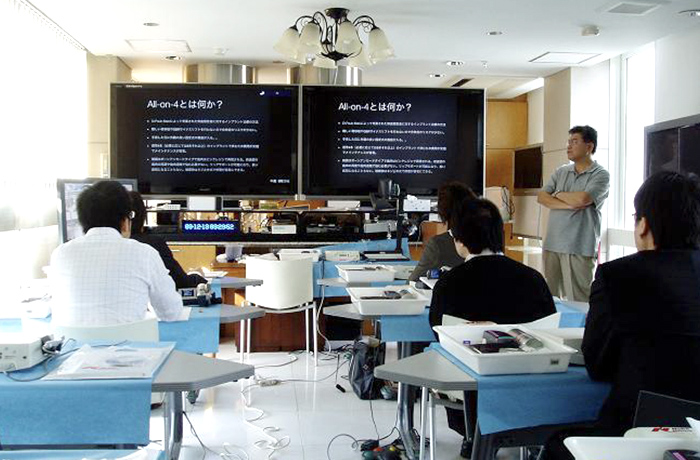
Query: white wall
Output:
[[527, 87, 544, 145], [655, 26, 700, 123], [87, 54, 132, 177]]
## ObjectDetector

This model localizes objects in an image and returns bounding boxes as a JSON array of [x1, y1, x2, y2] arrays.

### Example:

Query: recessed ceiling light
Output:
[[126, 39, 191, 53], [143, 22, 159, 27], [530, 51, 599, 64], [679, 9, 700, 17], [487, 31, 503, 36], [213, 47, 228, 56], [581, 25, 600, 36], [272, 60, 285, 64], [445, 60, 464, 67], [429, 73, 445, 78], [164, 55, 181, 61]]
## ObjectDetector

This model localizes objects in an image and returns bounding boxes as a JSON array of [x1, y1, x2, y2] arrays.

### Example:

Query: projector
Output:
[[0, 334, 46, 371]]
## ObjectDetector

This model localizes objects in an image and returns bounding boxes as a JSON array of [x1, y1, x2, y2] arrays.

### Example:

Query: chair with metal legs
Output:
[[244, 256, 319, 364]]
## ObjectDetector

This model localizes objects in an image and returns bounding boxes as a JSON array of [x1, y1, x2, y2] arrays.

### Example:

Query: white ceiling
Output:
[[31, 0, 700, 96]]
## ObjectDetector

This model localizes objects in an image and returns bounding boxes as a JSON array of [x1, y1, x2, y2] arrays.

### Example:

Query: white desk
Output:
[[153, 351, 254, 460], [565, 436, 700, 460]]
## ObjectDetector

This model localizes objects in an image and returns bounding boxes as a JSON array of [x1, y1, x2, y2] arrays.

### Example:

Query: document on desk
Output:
[[44, 343, 174, 380]]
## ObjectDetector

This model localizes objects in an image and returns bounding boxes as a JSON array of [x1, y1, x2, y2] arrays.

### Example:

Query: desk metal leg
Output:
[[304, 307, 310, 354], [397, 341, 419, 460], [419, 387, 428, 460], [429, 393, 436, 460], [471, 421, 496, 460], [246, 318, 251, 359], [163, 391, 184, 460], [239, 319, 245, 362], [312, 303, 318, 366]]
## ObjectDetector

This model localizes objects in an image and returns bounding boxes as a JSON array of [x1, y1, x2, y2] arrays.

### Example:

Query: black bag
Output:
[[349, 338, 385, 400]]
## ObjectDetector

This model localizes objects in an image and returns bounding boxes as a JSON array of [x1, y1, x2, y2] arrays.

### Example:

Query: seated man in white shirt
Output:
[[49, 180, 183, 326]]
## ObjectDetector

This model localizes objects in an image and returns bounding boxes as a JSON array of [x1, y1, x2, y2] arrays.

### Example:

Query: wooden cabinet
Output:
[[485, 97, 529, 263], [168, 244, 216, 272]]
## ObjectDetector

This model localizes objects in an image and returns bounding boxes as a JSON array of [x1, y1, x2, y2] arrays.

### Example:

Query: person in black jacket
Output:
[[429, 198, 556, 458], [543, 171, 700, 459], [429, 198, 555, 328], [408, 181, 477, 281], [129, 191, 207, 289]]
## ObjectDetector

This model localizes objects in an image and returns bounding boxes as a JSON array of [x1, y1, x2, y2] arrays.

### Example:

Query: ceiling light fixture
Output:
[[274, 7, 393, 69], [487, 31, 503, 36], [679, 9, 700, 17], [581, 25, 600, 36], [429, 73, 445, 78], [164, 55, 181, 61], [143, 22, 159, 27], [445, 60, 464, 67]]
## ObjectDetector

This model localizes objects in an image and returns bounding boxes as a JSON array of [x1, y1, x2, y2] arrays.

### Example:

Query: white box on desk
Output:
[[433, 324, 576, 375], [347, 286, 428, 315], [325, 250, 361, 262], [277, 248, 321, 262], [388, 264, 417, 280], [337, 264, 395, 283]]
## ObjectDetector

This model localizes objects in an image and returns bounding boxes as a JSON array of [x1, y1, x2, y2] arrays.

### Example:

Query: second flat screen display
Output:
[[303, 86, 484, 197]]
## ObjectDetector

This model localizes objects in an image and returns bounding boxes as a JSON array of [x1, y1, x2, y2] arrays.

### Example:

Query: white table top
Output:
[[564, 436, 700, 460], [374, 350, 477, 391], [152, 350, 254, 392]]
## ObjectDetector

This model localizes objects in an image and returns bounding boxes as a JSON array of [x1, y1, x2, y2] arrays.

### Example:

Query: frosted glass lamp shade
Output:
[[336, 20, 361, 54], [273, 26, 300, 58], [298, 22, 323, 54], [347, 45, 372, 68], [313, 55, 337, 69], [368, 27, 394, 62]]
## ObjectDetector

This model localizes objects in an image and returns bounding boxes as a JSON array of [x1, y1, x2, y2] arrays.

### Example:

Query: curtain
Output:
[[0, 0, 87, 286], [0, 0, 87, 232]]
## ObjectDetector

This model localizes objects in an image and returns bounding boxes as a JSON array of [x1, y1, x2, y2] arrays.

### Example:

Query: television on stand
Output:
[[110, 83, 299, 197], [301, 85, 485, 198]]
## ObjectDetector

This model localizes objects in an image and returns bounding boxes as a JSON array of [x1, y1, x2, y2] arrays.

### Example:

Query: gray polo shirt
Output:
[[542, 161, 610, 257]]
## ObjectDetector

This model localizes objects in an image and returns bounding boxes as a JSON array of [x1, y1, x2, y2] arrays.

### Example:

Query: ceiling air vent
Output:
[[605, 2, 660, 15], [451, 78, 473, 88]]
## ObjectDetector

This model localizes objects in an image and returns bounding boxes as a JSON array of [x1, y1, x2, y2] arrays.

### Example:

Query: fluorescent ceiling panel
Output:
[[126, 39, 191, 53], [529, 52, 600, 65]]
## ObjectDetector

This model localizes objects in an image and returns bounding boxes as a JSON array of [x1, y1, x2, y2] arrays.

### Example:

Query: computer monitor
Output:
[[57, 178, 138, 243]]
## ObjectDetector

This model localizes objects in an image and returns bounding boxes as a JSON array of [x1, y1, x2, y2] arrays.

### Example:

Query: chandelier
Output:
[[274, 7, 394, 69]]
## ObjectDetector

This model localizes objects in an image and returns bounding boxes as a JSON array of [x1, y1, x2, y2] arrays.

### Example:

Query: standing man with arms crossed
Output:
[[537, 125, 610, 301]]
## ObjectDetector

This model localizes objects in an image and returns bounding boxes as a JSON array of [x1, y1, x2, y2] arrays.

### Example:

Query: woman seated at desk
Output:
[[409, 181, 476, 281], [429, 197, 556, 458], [130, 191, 207, 289]]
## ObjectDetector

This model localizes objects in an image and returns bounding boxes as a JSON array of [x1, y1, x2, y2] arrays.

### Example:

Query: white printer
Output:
[[0, 334, 46, 371]]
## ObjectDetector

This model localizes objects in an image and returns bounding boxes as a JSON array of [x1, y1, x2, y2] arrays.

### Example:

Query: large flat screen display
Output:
[[111, 83, 298, 196], [302, 86, 484, 197]]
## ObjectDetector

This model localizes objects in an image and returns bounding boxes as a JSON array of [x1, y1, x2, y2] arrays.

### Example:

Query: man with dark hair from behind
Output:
[[429, 198, 556, 458], [542, 171, 700, 459], [408, 181, 477, 281], [538, 125, 610, 301], [129, 191, 207, 289], [49, 180, 183, 326]]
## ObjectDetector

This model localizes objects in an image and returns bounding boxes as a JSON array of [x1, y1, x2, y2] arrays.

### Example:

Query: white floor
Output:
[[148, 341, 521, 460]]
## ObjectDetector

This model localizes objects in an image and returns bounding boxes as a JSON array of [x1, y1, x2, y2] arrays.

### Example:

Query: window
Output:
[[0, 0, 87, 287], [621, 44, 655, 230]]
